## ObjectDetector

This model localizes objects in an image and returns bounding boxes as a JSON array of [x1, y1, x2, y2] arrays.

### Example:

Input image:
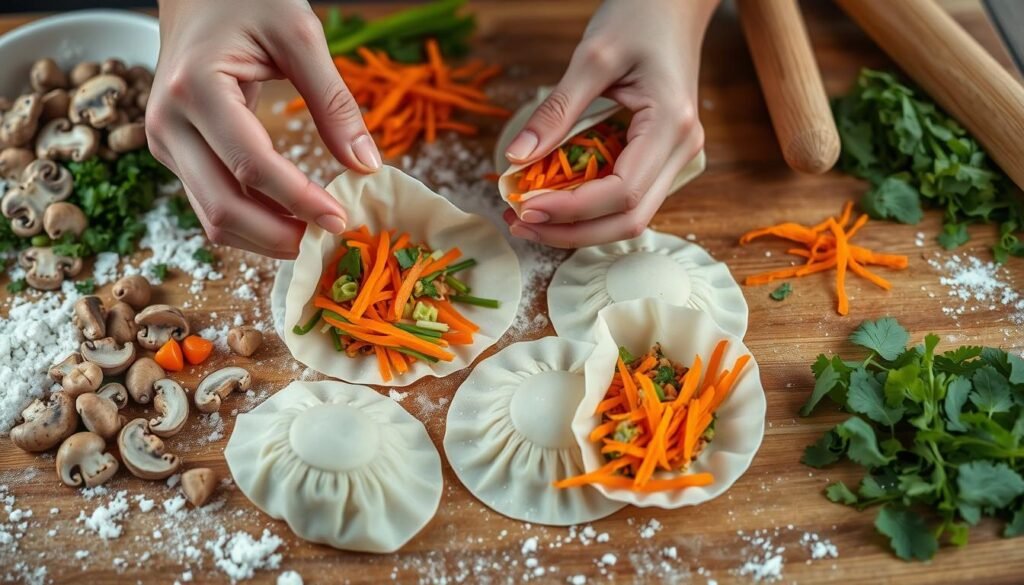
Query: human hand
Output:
[[502, 0, 718, 248], [147, 0, 382, 259]]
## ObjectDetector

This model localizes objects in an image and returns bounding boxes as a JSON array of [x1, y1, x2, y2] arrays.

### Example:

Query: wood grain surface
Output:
[[0, 1, 1022, 584]]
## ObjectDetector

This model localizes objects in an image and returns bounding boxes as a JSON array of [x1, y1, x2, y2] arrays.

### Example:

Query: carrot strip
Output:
[[557, 148, 574, 179], [829, 220, 851, 316], [434, 300, 480, 333], [673, 355, 703, 407], [441, 330, 474, 345], [596, 395, 626, 415], [703, 341, 728, 392], [375, 345, 393, 382], [601, 441, 647, 459], [391, 257, 429, 321], [422, 247, 461, 275], [617, 358, 639, 413]]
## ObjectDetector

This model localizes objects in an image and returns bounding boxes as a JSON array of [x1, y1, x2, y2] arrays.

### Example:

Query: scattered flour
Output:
[[207, 529, 284, 582], [77, 490, 130, 540], [277, 570, 303, 585], [928, 253, 1024, 325], [122, 197, 224, 286]]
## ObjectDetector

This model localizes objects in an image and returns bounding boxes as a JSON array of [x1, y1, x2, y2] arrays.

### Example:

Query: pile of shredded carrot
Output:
[[293, 225, 498, 382], [555, 341, 749, 493], [285, 40, 510, 158], [738, 201, 909, 316], [508, 120, 626, 203]]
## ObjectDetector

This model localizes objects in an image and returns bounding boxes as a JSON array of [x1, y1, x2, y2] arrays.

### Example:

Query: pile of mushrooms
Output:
[[8, 273, 250, 507], [0, 57, 154, 290]]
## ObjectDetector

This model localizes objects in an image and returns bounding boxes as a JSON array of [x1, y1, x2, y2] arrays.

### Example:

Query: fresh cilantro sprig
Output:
[[800, 317, 1024, 560], [769, 282, 792, 301]]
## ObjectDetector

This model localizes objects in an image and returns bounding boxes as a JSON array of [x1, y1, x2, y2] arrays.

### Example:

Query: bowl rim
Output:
[[0, 9, 158, 47]]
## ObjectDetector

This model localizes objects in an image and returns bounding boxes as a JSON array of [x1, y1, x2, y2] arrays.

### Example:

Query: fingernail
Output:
[[520, 209, 549, 224], [510, 224, 539, 242], [316, 214, 347, 234], [352, 134, 382, 171], [505, 130, 539, 161]]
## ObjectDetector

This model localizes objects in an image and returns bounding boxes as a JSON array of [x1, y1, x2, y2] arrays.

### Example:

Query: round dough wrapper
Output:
[[444, 337, 626, 525], [573, 299, 766, 508], [284, 166, 522, 386], [495, 89, 705, 215], [549, 229, 747, 342], [225, 380, 443, 553], [271, 260, 293, 339]]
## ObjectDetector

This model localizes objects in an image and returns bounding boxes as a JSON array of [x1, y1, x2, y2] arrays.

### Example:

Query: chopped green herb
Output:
[[449, 294, 499, 309], [6, 279, 27, 293], [292, 309, 324, 335], [653, 365, 676, 387], [618, 346, 636, 365], [168, 195, 201, 229], [151, 263, 169, 280], [330, 275, 359, 302], [336, 247, 362, 280], [74, 278, 96, 294], [394, 247, 421, 270], [769, 282, 793, 301], [192, 248, 215, 264]]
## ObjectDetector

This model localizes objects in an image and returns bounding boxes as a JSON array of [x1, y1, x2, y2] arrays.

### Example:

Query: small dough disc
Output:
[[548, 229, 747, 342], [225, 380, 443, 553], [444, 337, 626, 525]]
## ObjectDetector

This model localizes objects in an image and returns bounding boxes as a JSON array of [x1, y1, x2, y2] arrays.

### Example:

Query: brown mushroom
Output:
[[96, 382, 129, 409], [72, 295, 106, 340], [0, 147, 34, 181], [125, 66, 153, 89], [134, 89, 149, 112], [181, 468, 217, 507], [80, 337, 136, 376], [56, 431, 119, 488], [48, 352, 83, 383], [69, 75, 126, 129], [194, 367, 251, 413], [148, 379, 188, 438], [118, 418, 181, 480], [30, 58, 68, 93], [35, 118, 99, 161], [0, 97, 10, 113], [105, 301, 138, 345], [125, 357, 164, 404], [61, 361, 103, 397], [69, 61, 100, 88], [0, 94, 42, 147], [39, 89, 70, 122], [18, 246, 82, 290], [100, 58, 127, 78], [107, 122, 146, 153], [227, 326, 263, 357], [9, 391, 78, 452], [43, 202, 87, 240], [1, 158, 73, 237], [135, 304, 190, 350], [111, 275, 151, 309], [76, 392, 125, 440]]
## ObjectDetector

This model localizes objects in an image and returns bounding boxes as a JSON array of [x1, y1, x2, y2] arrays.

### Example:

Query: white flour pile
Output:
[[927, 253, 1024, 325], [734, 526, 839, 582]]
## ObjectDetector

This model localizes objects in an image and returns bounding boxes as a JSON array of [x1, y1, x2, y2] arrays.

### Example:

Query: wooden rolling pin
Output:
[[836, 0, 1024, 192], [736, 0, 840, 175]]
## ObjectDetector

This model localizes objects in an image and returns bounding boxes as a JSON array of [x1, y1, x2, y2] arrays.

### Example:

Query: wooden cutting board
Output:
[[0, 1, 1022, 583]]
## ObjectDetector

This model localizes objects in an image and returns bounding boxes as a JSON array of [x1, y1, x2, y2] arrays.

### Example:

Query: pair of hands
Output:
[[147, 0, 715, 258]]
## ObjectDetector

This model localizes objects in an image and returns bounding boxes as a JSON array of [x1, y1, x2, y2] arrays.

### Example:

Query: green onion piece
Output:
[[421, 257, 477, 283], [444, 274, 470, 295], [393, 347, 440, 363], [412, 301, 437, 322], [292, 309, 324, 335], [322, 309, 350, 323], [394, 322, 443, 339], [415, 320, 449, 332], [449, 294, 500, 309], [331, 275, 359, 302], [329, 327, 344, 351]]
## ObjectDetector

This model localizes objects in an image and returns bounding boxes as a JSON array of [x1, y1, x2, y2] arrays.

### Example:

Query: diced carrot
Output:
[[155, 339, 184, 372], [182, 335, 214, 365]]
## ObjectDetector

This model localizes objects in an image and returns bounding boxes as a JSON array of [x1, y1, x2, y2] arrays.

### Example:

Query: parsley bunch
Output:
[[834, 69, 1024, 262], [801, 317, 1024, 560]]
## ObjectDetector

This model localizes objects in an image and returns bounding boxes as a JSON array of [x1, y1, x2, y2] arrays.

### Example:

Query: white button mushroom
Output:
[[227, 326, 263, 357], [135, 304, 190, 351], [181, 468, 217, 507], [10, 392, 78, 452], [118, 418, 181, 480], [148, 379, 188, 438], [125, 357, 165, 405], [18, 246, 83, 291], [75, 392, 125, 441], [69, 74, 126, 129], [80, 336, 136, 376], [194, 367, 252, 413], [62, 361, 103, 397], [72, 295, 106, 341], [1, 158, 73, 237], [56, 432, 119, 488], [35, 118, 99, 162]]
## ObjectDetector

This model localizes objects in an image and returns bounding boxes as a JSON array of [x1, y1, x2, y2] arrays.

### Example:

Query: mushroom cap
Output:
[[181, 468, 217, 507], [43, 201, 87, 240], [39, 89, 70, 122], [100, 58, 127, 78], [2, 159, 73, 238], [62, 361, 103, 397], [30, 58, 68, 93], [72, 295, 106, 341], [149, 379, 188, 438], [35, 118, 99, 162], [105, 301, 138, 346], [80, 337, 136, 376], [69, 74, 126, 129], [76, 392, 124, 441], [10, 392, 78, 452], [107, 121, 146, 153], [125, 357, 164, 404], [48, 352, 83, 383], [111, 275, 151, 309], [96, 382, 129, 410], [69, 61, 100, 88], [0, 93, 42, 147], [135, 304, 190, 351], [0, 147, 34, 181], [227, 326, 263, 358], [56, 431, 119, 488], [118, 418, 181, 480], [194, 367, 252, 413]]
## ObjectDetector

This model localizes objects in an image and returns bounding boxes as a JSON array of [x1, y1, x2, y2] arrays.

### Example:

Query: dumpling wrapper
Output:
[[548, 229, 748, 342], [495, 89, 706, 215], [444, 337, 626, 526], [270, 260, 293, 339], [224, 380, 443, 553], [572, 299, 766, 509], [284, 166, 522, 386]]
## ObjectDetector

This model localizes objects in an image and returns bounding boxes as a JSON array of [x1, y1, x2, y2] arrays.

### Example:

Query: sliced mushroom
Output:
[[18, 246, 82, 290], [10, 392, 78, 452], [39, 89, 70, 122], [72, 295, 106, 340], [125, 357, 164, 404], [76, 392, 125, 440], [30, 58, 67, 93], [105, 301, 138, 345], [80, 337, 136, 376], [118, 418, 181, 480], [48, 352, 82, 383], [135, 304, 190, 350], [194, 367, 251, 413], [227, 326, 263, 357], [56, 432, 119, 488], [61, 361, 103, 397], [69, 75, 126, 129], [111, 275, 151, 309], [0, 94, 42, 147], [35, 118, 98, 161], [97, 382, 129, 409], [1, 158, 73, 237], [149, 379, 188, 438], [69, 61, 100, 88], [0, 147, 33, 180], [43, 201, 87, 240], [181, 468, 217, 507], [107, 122, 146, 153]]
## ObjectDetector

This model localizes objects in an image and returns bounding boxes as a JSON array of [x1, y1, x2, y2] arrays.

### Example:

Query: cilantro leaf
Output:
[[850, 317, 909, 360], [1009, 354, 1024, 385], [938, 222, 970, 250], [825, 481, 859, 505], [336, 247, 362, 280], [862, 177, 923, 224], [969, 366, 1012, 415], [957, 461, 1024, 509], [769, 282, 792, 301], [74, 278, 96, 294], [848, 367, 905, 425], [875, 505, 938, 561], [1005, 509, 1024, 538], [6, 278, 27, 293], [192, 248, 215, 264], [944, 376, 972, 432], [394, 247, 421, 270], [801, 430, 844, 468], [836, 417, 894, 468], [653, 365, 676, 387], [800, 360, 841, 416], [151, 263, 169, 280], [883, 362, 922, 408]]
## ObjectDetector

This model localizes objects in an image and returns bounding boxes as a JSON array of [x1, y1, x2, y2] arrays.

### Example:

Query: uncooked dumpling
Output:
[[444, 337, 626, 525], [549, 229, 747, 342], [224, 380, 443, 553]]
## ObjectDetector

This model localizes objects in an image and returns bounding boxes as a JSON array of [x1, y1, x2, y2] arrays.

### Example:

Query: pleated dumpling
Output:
[[548, 229, 748, 342], [444, 337, 625, 525], [224, 380, 443, 553]]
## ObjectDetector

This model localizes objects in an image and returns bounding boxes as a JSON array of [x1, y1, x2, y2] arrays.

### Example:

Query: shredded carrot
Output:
[[390, 256, 428, 321], [509, 120, 626, 198]]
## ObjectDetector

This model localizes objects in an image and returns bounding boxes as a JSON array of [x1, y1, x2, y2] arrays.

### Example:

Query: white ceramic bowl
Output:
[[0, 9, 159, 99]]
